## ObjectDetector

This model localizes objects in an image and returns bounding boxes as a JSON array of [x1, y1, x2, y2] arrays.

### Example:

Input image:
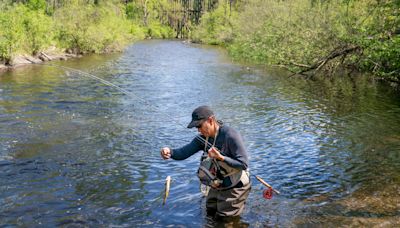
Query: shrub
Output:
[[223, 0, 399, 79], [0, 5, 52, 61], [147, 21, 174, 39], [22, 9, 53, 55], [53, 2, 135, 53], [0, 6, 25, 61], [191, 2, 236, 45]]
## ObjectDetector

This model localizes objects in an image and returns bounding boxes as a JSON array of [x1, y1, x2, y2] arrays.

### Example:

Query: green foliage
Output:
[[129, 24, 147, 40], [53, 2, 136, 53], [205, 0, 400, 79], [0, 4, 52, 61], [1, 0, 397, 80], [0, 6, 25, 61], [192, 3, 236, 45], [22, 9, 53, 54], [147, 21, 174, 39], [125, 2, 142, 21], [359, 36, 400, 78], [0, 1, 146, 62], [351, 0, 400, 78], [126, 0, 174, 38], [228, 0, 345, 66], [26, 0, 46, 11]]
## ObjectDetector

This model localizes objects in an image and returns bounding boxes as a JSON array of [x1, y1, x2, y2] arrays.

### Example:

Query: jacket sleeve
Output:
[[171, 136, 204, 160]]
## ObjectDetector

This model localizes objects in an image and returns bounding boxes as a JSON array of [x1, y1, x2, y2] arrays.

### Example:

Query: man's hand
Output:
[[208, 147, 224, 161], [160, 147, 171, 160]]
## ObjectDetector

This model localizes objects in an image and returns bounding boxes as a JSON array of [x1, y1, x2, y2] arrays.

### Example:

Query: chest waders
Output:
[[197, 131, 243, 196]]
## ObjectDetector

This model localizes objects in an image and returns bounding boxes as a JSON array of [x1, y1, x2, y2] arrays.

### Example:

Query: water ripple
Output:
[[1, 40, 399, 226]]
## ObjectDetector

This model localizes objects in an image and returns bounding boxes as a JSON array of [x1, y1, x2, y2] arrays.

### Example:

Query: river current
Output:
[[1, 40, 399, 227]]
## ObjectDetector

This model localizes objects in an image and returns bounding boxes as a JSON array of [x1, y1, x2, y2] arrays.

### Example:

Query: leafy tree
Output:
[[192, 2, 236, 45], [26, 0, 46, 11]]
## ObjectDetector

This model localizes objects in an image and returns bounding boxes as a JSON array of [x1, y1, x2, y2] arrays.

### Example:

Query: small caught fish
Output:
[[163, 176, 171, 205]]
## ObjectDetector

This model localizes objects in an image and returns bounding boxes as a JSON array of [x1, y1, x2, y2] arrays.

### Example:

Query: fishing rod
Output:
[[35, 62, 280, 202]]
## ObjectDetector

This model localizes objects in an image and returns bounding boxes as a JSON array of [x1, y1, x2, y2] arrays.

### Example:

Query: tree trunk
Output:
[[143, 0, 149, 26]]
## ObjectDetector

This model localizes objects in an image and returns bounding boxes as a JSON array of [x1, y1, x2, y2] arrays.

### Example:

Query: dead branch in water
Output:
[[288, 45, 361, 78]]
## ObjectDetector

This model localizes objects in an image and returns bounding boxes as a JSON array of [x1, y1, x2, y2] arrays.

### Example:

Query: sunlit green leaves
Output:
[[194, 0, 400, 79], [192, 2, 237, 45], [53, 2, 137, 53], [0, 5, 42, 61]]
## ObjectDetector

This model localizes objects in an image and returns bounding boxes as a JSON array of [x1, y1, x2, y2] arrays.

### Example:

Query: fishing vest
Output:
[[197, 136, 244, 190]]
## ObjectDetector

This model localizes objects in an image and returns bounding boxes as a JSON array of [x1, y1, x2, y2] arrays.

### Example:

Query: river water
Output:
[[1, 40, 399, 227]]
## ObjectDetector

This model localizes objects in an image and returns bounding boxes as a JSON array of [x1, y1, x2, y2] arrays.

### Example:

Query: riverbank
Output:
[[0, 47, 82, 72], [0, 2, 151, 71], [192, 0, 400, 82], [1, 1, 398, 83]]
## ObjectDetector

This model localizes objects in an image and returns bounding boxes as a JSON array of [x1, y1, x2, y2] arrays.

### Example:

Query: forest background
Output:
[[0, 0, 399, 81]]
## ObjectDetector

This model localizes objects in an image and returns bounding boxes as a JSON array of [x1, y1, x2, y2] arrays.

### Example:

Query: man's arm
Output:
[[171, 136, 204, 160]]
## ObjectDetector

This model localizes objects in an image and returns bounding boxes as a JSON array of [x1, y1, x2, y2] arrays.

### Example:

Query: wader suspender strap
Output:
[[203, 130, 221, 172], [204, 136, 209, 152]]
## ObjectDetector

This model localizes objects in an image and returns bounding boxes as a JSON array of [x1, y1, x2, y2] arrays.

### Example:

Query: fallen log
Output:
[[289, 45, 361, 77]]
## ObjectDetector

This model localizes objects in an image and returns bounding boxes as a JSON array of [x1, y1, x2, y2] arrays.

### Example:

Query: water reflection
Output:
[[1, 40, 399, 226]]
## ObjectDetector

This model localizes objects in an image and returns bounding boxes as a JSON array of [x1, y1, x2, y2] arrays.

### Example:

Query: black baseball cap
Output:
[[187, 106, 214, 128]]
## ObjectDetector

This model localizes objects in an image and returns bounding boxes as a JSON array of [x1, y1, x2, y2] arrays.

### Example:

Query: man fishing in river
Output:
[[160, 105, 251, 217]]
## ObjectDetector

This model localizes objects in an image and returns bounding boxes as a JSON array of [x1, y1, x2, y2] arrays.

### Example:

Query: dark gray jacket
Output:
[[171, 125, 248, 170]]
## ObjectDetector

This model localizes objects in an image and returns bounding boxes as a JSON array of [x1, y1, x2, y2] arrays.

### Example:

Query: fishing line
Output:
[[38, 63, 151, 106], [38, 62, 190, 118], [38, 63, 273, 165], [37, 62, 209, 145], [36, 62, 280, 199]]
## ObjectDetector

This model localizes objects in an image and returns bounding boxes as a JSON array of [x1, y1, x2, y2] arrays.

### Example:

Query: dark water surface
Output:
[[1, 40, 400, 227]]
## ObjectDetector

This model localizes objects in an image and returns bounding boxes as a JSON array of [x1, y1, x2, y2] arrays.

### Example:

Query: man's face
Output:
[[196, 117, 213, 137]]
